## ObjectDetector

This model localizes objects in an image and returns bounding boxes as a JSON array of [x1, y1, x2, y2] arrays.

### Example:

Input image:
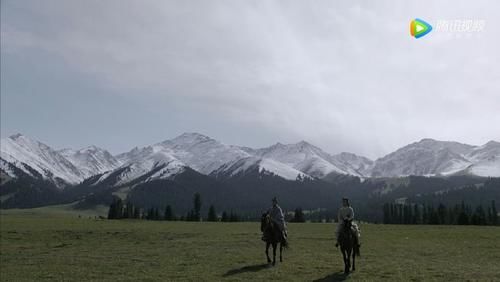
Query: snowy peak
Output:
[[9, 133, 24, 140], [90, 143, 188, 187], [107, 157, 186, 186], [169, 132, 213, 145], [107, 132, 249, 185], [413, 138, 474, 155], [1, 134, 83, 186], [253, 141, 360, 178], [59, 145, 121, 179], [157, 133, 250, 174], [468, 141, 500, 159], [464, 141, 500, 177], [332, 152, 374, 176], [2, 133, 499, 187], [211, 156, 310, 181], [115, 146, 142, 164], [370, 139, 476, 177]]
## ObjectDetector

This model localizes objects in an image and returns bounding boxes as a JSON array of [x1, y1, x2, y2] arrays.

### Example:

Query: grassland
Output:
[[1, 208, 499, 281]]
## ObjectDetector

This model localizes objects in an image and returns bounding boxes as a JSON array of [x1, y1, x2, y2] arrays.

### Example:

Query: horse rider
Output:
[[335, 197, 360, 248], [263, 197, 287, 242]]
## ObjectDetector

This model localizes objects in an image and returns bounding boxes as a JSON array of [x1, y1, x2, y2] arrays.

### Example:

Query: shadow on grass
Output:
[[223, 263, 270, 277], [313, 271, 349, 282]]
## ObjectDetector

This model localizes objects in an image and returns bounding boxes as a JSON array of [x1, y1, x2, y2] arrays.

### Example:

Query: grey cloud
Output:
[[1, 0, 499, 159]]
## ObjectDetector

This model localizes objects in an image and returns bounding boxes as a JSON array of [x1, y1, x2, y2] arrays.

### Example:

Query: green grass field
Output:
[[1, 208, 499, 281]]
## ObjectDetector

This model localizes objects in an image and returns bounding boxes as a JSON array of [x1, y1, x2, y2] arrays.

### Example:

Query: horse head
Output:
[[343, 219, 353, 232], [261, 212, 270, 232]]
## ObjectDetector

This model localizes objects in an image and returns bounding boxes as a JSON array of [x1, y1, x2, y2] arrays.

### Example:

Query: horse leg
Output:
[[352, 249, 356, 271], [342, 249, 348, 274], [346, 250, 351, 273], [272, 242, 277, 266], [280, 243, 283, 262], [266, 242, 271, 263]]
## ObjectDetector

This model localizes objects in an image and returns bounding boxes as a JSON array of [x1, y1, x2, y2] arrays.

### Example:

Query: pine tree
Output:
[[293, 207, 305, 223], [437, 203, 447, 225], [447, 207, 454, 225], [429, 206, 439, 225], [413, 204, 420, 224], [457, 210, 469, 225], [107, 200, 117, 219], [147, 207, 155, 220], [123, 203, 134, 219], [133, 206, 141, 219], [491, 200, 498, 225], [229, 211, 239, 222], [383, 203, 390, 224], [389, 203, 395, 224], [422, 204, 428, 224], [457, 201, 469, 225], [122, 203, 128, 219], [186, 210, 194, 221], [403, 205, 410, 224], [164, 205, 174, 221], [398, 204, 403, 224], [475, 205, 487, 225], [193, 193, 202, 221], [207, 205, 217, 222], [154, 208, 160, 220], [221, 211, 228, 222], [115, 199, 124, 219]]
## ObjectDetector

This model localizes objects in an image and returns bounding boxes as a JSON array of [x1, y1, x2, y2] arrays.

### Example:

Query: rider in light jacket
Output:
[[335, 197, 360, 247], [266, 197, 287, 241]]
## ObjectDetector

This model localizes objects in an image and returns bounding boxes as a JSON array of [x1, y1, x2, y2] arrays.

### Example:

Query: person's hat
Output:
[[342, 197, 349, 201]]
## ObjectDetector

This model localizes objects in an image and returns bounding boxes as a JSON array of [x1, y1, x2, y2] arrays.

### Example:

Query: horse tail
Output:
[[354, 238, 360, 257], [282, 240, 289, 249]]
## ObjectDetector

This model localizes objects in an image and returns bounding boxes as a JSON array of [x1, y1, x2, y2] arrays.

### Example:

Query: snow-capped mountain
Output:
[[103, 133, 251, 186], [370, 139, 475, 177], [95, 144, 186, 186], [211, 156, 310, 181], [2, 133, 499, 191], [0, 134, 84, 186], [158, 133, 251, 174], [59, 145, 121, 179], [116, 133, 250, 173], [463, 141, 500, 177], [250, 141, 363, 178], [331, 152, 374, 177]]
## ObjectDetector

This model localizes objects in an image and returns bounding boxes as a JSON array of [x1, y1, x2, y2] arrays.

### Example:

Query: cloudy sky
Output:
[[1, 0, 499, 159]]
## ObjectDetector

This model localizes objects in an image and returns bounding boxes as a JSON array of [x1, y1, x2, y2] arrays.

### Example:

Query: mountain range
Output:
[[1, 133, 499, 188], [1, 133, 499, 215]]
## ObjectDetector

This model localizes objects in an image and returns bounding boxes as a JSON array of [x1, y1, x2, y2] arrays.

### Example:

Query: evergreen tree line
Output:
[[291, 207, 306, 222], [107, 192, 243, 222], [383, 200, 498, 225]]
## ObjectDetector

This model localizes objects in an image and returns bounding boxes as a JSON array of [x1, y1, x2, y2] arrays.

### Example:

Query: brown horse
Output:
[[261, 213, 287, 265], [338, 219, 360, 274]]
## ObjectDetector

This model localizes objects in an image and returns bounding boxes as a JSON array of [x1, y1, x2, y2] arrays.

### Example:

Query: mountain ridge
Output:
[[1, 133, 499, 190]]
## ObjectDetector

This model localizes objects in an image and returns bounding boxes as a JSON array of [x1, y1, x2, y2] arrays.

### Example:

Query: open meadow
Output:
[[1, 208, 499, 281]]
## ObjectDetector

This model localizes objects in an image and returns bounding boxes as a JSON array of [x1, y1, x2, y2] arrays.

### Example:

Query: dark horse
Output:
[[338, 219, 360, 274], [261, 213, 287, 265]]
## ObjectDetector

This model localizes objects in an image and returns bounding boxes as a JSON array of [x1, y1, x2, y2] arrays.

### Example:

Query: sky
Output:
[[1, 0, 499, 159]]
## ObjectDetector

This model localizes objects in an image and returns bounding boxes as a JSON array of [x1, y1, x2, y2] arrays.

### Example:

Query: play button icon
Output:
[[410, 18, 432, 39]]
